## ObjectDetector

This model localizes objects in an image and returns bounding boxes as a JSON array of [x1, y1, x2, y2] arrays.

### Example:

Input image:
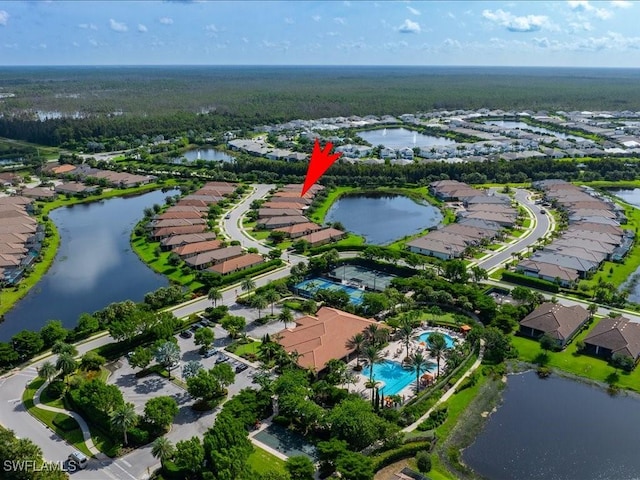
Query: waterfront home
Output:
[[276, 306, 379, 371], [295, 228, 346, 247], [273, 222, 323, 239], [406, 236, 465, 260], [157, 210, 204, 220], [207, 253, 265, 275], [160, 232, 217, 250], [583, 316, 640, 363], [173, 240, 223, 259], [152, 224, 207, 240], [519, 302, 589, 348], [184, 246, 243, 269], [152, 218, 207, 229], [257, 215, 310, 230], [257, 208, 304, 218], [21, 186, 56, 200]]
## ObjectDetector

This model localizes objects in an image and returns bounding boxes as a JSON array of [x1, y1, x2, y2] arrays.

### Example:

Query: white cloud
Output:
[[159, 17, 174, 25], [611, 0, 632, 7], [205, 24, 218, 32], [109, 19, 128, 32], [407, 6, 421, 16], [334, 17, 346, 25], [138, 24, 148, 33], [398, 19, 421, 34], [38, 43, 47, 49], [284, 17, 294, 25], [89, 38, 99, 47], [569, 21, 593, 32], [0, 10, 8, 26], [72, 41, 80, 47], [482, 9, 549, 32], [383, 40, 409, 50], [442, 38, 462, 49], [533, 37, 551, 48], [241, 37, 249, 44], [326, 31, 339, 37], [261, 40, 291, 51], [312, 15, 321, 22], [567, 1, 612, 19], [78, 23, 98, 30]]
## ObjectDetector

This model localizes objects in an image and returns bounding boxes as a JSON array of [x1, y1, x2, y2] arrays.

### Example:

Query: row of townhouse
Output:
[[227, 139, 308, 162], [0, 196, 45, 286], [41, 162, 156, 190], [406, 180, 513, 260], [516, 180, 633, 286], [151, 181, 265, 275], [255, 184, 346, 247]]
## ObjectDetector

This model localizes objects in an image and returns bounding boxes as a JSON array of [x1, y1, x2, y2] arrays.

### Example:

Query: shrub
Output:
[[501, 271, 559, 293], [415, 451, 432, 473], [127, 426, 150, 447], [52, 414, 78, 432], [372, 442, 433, 471], [416, 407, 448, 431], [46, 380, 66, 399]]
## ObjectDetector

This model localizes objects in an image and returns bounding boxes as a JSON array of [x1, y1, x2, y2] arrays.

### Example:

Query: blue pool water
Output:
[[295, 278, 365, 305], [363, 360, 434, 395], [418, 331, 456, 349]]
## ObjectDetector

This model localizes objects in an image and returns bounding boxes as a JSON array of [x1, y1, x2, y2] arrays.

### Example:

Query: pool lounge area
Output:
[[418, 330, 457, 349], [363, 360, 436, 396]]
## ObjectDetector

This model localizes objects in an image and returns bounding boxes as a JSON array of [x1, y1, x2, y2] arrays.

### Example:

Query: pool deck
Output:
[[349, 325, 465, 402]]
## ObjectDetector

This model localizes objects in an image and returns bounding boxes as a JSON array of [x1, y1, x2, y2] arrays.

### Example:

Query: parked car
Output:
[[215, 355, 229, 364], [179, 330, 192, 339], [200, 319, 212, 327], [68, 452, 88, 470], [235, 363, 249, 373], [225, 213, 231, 219], [203, 348, 218, 358]]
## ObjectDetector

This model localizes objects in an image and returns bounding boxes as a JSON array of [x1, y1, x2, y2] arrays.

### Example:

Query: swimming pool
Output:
[[295, 278, 365, 305], [363, 360, 435, 396], [418, 330, 456, 349]]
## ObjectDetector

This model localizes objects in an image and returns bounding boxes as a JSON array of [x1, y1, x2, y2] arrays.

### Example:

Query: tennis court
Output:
[[328, 264, 396, 291], [294, 278, 365, 305]]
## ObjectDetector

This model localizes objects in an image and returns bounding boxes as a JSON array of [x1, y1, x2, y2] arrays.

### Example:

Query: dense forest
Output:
[[2, 66, 640, 147]]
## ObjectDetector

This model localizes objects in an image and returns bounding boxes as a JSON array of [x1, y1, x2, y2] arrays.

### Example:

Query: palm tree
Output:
[[264, 289, 280, 316], [278, 307, 293, 329], [361, 344, 383, 385], [346, 333, 366, 367], [38, 361, 58, 383], [250, 294, 268, 320], [55, 353, 77, 385], [428, 333, 447, 378], [110, 402, 138, 446], [399, 320, 414, 361], [207, 287, 222, 307], [51, 341, 77, 357], [155, 341, 180, 380], [409, 352, 429, 392], [365, 324, 379, 347], [258, 340, 281, 364], [151, 437, 175, 466], [241, 277, 256, 294]]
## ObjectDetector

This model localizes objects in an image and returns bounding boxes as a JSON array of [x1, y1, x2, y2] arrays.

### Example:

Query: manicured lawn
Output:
[[512, 319, 640, 392], [247, 446, 287, 475], [232, 341, 260, 358], [333, 233, 366, 248]]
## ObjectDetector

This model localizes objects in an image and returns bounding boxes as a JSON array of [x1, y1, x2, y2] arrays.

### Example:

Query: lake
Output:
[[325, 194, 443, 245], [611, 188, 640, 302], [464, 371, 640, 480], [357, 128, 456, 149], [484, 120, 588, 142], [182, 148, 234, 162], [0, 190, 176, 341]]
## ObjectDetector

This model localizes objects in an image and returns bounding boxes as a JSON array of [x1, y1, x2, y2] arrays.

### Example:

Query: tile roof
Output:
[[520, 302, 589, 342], [584, 316, 640, 360], [207, 253, 264, 275]]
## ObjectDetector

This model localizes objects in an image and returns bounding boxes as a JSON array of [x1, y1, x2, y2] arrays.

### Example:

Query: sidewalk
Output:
[[403, 339, 485, 433]]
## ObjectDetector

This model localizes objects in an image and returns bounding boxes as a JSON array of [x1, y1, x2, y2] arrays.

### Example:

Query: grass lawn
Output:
[[333, 233, 366, 248], [231, 341, 260, 358], [522, 218, 532, 229], [22, 379, 93, 458], [512, 320, 640, 392], [247, 446, 287, 475], [130, 234, 202, 290]]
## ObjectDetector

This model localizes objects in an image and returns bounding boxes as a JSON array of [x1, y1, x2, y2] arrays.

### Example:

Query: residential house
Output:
[[406, 236, 465, 260], [273, 222, 323, 239], [583, 316, 640, 363], [295, 228, 346, 247], [54, 182, 97, 196], [21, 187, 56, 200], [516, 259, 579, 287], [257, 215, 310, 230], [519, 302, 589, 348], [173, 240, 223, 259], [160, 232, 217, 250], [184, 246, 243, 269], [152, 225, 207, 240], [207, 253, 265, 275]]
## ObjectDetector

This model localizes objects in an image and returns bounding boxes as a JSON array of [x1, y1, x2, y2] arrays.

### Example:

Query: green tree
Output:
[[183, 360, 203, 379], [285, 456, 315, 480], [250, 294, 269, 319], [427, 333, 447, 378], [540, 333, 558, 353], [317, 438, 348, 477], [110, 402, 138, 446], [483, 327, 514, 364], [79, 351, 106, 372], [0, 342, 19, 367], [11, 330, 44, 359], [361, 344, 383, 386], [241, 277, 256, 294], [278, 306, 293, 329], [155, 341, 181, 379], [39, 320, 68, 348], [443, 259, 469, 283], [174, 436, 205, 475], [346, 333, 366, 368], [328, 398, 396, 451], [335, 451, 375, 480], [399, 319, 414, 361], [409, 351, 429, 392], [55, 352, 77, 384], [208, 287, 223, 307], [194, 327, 215, 350], [151, 436, 175, 466], [264, 289, 280, 316], [416, 451, 432, 474], [203, 413, 253, 480], [51, 340, 77, 357], [128, 346, 153, 370], [144, 396, 179, 433], [221, 315, 246, 338], [470, 266, 488, 284], [38, 361, 58, 383], [324, 359, 348, 386]]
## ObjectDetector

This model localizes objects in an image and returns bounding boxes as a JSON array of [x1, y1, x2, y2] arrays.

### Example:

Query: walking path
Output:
[[403, 339, 485, 433], [32, 380, 107, 459]]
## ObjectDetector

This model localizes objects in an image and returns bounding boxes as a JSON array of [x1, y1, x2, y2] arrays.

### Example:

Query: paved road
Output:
[[476, 188, 552, 272]]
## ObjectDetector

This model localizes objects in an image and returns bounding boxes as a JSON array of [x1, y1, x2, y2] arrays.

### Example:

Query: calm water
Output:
[[183, 148, 234, 162], [357, 128, 456, 149], [325, 194, 443, 245], [484, 120, 588, 142], [464, 371, 640, 480], [612, 189, 640, 302], [0, 190, 176, 341]]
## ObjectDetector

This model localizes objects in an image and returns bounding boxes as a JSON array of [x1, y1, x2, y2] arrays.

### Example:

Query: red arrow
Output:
[[301, 139, 342, 196]]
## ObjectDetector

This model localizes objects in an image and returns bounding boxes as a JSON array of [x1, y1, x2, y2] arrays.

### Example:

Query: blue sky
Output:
[[1, 1, 639, 67]]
